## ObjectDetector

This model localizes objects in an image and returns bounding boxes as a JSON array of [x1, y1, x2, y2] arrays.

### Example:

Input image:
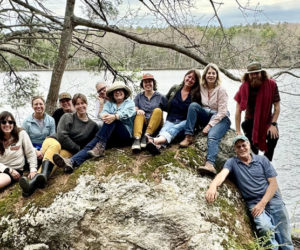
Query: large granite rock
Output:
[[0, 130, 255, 249]]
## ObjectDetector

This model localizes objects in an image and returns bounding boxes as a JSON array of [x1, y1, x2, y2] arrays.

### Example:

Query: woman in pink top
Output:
[[179, 63, 231, 174]]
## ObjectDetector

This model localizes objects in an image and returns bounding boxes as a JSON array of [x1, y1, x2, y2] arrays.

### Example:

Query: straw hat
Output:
[[106, 81, 131, 100]]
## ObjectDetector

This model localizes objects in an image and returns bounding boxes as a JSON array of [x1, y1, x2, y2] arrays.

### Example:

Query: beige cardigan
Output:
[[0, 130, 37, 173], [201, 85, 229, 127]]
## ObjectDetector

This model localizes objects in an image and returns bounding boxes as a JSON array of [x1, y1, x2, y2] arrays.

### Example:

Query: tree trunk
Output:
[[45, 0, 75, 114]]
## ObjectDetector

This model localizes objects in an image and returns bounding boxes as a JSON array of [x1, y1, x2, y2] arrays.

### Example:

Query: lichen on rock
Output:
[[0, 129, 255, 249]]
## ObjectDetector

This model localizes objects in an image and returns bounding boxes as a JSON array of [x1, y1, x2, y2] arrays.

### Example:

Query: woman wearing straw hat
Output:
[[52, 82, 136, 173]]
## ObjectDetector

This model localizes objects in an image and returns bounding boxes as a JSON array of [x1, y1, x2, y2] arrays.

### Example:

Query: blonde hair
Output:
[[201, 63, 221, 88]]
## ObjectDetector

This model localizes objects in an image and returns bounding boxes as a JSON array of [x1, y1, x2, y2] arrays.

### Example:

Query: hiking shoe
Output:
[[140, 135, 147, 149], [88, 142, 105, 158], [197, 165, 217, 176], [132, 138, 141, 153], [179, 134, 194, 148], [53, 153, 74, 173]]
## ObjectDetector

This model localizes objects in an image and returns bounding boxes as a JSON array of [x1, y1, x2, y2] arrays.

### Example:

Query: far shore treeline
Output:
[[1, 22, 299, 72]]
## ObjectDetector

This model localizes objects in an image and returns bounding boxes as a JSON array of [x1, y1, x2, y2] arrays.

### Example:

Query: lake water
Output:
[[0, 69, 299, 230]]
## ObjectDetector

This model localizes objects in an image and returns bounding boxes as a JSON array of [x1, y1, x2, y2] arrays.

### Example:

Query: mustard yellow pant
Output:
[[39, 138, 72, 177], [133, 108, 163, 138]]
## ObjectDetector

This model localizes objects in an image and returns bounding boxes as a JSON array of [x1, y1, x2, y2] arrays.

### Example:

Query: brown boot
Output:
[[87, 142, 105, 158], [179, 134, 194, 148]]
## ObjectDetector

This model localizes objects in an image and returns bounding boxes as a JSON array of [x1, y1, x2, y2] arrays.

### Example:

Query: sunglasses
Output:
[[1, 120, 15, 125]]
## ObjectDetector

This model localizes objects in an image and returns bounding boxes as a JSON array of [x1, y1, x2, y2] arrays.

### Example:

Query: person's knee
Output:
[[255, 218, 274, 236], [0, 173, 12, 188], [152, 108, 162, 116], [189, 102, 201, 111]]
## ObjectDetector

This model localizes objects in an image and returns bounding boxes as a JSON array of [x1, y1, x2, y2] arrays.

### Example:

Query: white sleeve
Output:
[[21, 130, 38, 172]]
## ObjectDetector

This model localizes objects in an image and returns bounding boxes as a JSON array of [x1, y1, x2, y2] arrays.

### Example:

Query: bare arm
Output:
[[235, 102, 242, 135], [205, 168, 230, 203], [251, 177, 278, 217], [267, 101, 280, 139]]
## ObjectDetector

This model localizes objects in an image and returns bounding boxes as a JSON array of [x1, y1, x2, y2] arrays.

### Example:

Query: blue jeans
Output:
[[71, 121, 131, 166], [248, 199, 293, 249], [159, 120, 186, 143], [184, 102, 231, 165]]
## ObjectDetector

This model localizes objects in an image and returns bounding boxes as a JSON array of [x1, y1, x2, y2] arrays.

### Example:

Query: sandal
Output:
[[146, 137, 161, 155]]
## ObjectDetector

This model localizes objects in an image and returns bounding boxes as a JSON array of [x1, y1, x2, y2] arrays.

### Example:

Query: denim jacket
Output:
[[101, 98, 136, 137], [22, 113, 55, 147]]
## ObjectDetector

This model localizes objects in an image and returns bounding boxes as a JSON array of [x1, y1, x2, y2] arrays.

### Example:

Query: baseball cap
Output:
[[58, 92, 72, 101], [233, 135, 249, 146]]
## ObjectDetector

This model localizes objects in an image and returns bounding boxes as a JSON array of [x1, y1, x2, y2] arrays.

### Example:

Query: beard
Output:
[[250, 78, 263, 88]]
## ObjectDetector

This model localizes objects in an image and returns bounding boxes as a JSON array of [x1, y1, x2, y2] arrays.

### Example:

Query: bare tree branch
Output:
[[72, 16, 241, 81], [0, 47, 48, 68]]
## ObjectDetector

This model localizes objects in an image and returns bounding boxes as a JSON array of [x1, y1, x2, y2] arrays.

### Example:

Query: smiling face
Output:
[[32, 98, 45, 116], [142, 79, 154, 91], [205, 67, 217, 86], [74, 97, 87, 116], [0, 116, 15, 135], [60, 99, 73, 112], [183, 72, 196, 89], [234, 140, 251, 159], [113, 89, 125, 104]]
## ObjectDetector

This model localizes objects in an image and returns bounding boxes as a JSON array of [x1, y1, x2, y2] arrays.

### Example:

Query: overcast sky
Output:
[[43, 0, 300, 27]]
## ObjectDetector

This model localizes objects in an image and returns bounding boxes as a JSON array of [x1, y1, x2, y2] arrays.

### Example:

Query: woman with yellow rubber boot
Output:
[[131, 73, 168, 153], [19, 93, 98, 196]]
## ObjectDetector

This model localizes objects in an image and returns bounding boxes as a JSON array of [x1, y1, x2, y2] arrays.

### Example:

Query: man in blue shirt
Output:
[[206, 135, 293, 249]]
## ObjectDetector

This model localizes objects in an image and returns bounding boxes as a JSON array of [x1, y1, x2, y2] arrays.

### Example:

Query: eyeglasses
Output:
[[1, 120, 15, 125], [97, 87, 106, 94]]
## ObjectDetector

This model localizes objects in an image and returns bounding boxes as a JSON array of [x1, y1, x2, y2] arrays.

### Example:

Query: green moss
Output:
[[178, 147, 205, 168], [137, 151, 182, 181], [0, 186, 22, 217]]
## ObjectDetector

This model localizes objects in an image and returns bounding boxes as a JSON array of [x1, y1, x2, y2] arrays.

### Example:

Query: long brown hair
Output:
[[181, 69, 201, 102], [242, 70, 269, 83], [0, 111, 22, 155]]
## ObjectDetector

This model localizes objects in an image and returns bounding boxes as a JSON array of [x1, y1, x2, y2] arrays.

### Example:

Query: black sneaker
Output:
[[146, 141, 161, 155], [140, 135, 147, 149], [132, 138, 141, 153]]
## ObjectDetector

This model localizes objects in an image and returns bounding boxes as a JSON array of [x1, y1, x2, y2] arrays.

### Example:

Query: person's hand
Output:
[[205, 186, 217, 203], [10, 169, 21, 180], [102, 114, 116, 124], [36, 150, 43, 160], [235, 130, 242, 135], [267, 125, 279, 139], [251, 201, 266, 217], [28, 171, 37, 180], [137, 109, 145, 116], [202, 124, 211, 134], [98, 97, 105, 105]]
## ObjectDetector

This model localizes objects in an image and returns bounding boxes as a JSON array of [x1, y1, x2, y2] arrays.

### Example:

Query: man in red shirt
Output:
[[234, 62, 280, 161]]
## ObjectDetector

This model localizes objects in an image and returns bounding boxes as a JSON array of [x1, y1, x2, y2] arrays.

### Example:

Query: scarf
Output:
[[234, 79, 276, 152]]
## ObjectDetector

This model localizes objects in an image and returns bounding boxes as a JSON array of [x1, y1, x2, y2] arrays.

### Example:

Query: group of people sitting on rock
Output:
[[0, 62, 294, 249]]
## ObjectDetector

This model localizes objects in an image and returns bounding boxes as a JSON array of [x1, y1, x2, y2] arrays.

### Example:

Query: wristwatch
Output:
[[271, 122, 277, 126]]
